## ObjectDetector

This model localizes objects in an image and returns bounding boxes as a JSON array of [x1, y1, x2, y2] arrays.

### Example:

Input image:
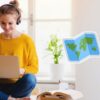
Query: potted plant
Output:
[[47, 34, 63, 64], [46, 34, 64, 80]]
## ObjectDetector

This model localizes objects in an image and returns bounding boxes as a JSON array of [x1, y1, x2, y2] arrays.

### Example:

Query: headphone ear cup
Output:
[[16, 15, 21, 25]]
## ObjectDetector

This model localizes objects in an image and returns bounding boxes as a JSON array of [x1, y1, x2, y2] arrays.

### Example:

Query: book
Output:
[[37, 89, 83, 100], [37, 91, 72, 100]]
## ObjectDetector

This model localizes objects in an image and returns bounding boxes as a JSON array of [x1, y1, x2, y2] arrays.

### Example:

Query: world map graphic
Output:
[[63, 33, 100, 61]]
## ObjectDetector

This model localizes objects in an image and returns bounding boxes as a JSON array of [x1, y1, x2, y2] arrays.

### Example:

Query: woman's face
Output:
[[0, 14, 17, 34]]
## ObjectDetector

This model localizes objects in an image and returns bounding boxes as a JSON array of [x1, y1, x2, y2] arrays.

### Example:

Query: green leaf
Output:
[[46, 34, 63, 64]]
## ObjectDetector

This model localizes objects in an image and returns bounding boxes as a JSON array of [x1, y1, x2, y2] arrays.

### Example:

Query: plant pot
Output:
[[50, 63, 65, 81]]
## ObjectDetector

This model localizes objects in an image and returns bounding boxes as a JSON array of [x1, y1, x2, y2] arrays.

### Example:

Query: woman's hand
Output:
[[20, 68, 25, 76]]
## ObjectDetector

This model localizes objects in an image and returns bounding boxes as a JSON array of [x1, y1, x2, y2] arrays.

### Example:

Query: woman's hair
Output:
[[0, 0, 21, 25]]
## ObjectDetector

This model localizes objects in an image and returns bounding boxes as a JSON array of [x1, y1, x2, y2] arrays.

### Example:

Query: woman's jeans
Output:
[[0, 74, 37, 100]]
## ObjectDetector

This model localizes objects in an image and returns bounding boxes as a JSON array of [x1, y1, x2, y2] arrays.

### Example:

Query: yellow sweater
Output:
[[0, 33, 38, 74]]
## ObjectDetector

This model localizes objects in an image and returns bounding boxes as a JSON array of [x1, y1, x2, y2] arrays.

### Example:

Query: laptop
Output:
[[0, 56, 20, 79]]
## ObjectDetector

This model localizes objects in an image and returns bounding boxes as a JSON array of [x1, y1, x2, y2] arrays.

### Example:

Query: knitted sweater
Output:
[[0, 33, 38, 74]]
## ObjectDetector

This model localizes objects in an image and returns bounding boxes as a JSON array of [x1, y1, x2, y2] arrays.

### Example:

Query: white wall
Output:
[[72, 0, 100, 36], [75, 58, 100, 100], [72, 0, 100, 100]]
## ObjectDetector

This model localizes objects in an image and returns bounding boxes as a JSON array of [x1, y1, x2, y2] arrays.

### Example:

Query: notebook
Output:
[[0, 55, 20, 79]]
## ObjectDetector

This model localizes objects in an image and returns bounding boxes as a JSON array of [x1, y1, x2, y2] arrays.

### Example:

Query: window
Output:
[[34, 0, 74, 80]]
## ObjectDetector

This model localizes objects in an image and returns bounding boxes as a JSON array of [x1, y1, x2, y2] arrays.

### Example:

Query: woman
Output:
[[0, 0, 38, 100]]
